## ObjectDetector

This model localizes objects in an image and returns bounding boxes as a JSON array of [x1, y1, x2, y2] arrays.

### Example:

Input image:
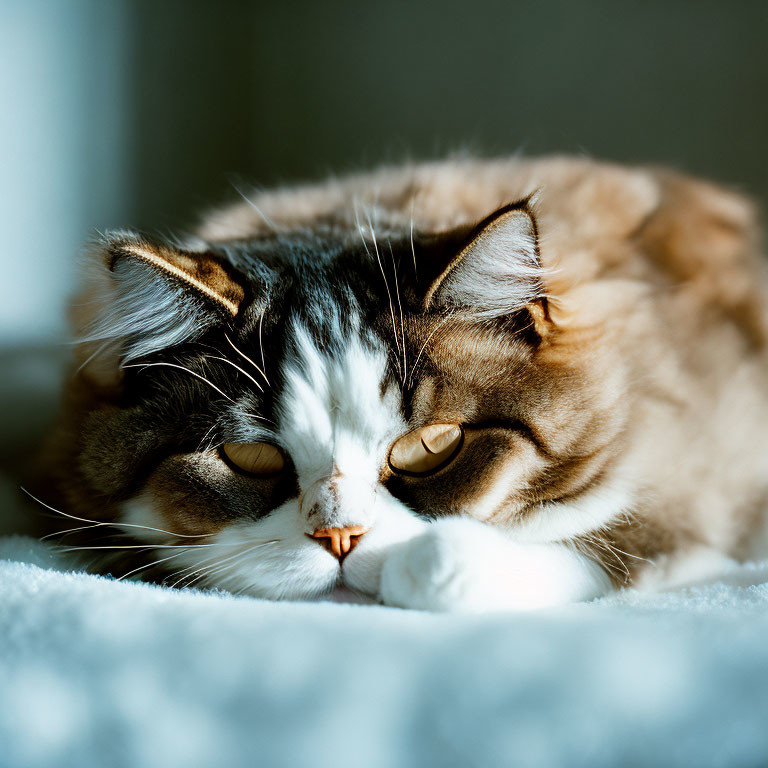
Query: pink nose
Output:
[[311, 526, 369, 560]]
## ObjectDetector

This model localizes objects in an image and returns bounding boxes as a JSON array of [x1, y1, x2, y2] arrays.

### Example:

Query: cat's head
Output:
[[54, 200, 625, 599]]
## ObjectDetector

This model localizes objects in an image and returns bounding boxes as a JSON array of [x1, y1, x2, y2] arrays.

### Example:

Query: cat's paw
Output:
[[377, 517, 612, 612], [378, 519, 492, 612]]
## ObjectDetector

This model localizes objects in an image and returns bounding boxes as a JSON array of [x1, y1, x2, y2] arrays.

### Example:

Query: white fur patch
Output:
[[379, 516, 611, 612], [277, 320, 405, 487]]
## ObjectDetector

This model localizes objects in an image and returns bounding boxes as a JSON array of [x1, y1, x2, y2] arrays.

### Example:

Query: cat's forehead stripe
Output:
[[275, 318, 404, 483]]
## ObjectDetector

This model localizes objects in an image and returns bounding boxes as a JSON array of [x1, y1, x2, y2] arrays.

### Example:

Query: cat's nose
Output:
[[311, 525, 369, 560]]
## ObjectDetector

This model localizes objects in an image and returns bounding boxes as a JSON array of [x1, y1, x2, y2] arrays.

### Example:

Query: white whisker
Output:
[[61, 543, 221, 551], [40, 522, 110, 540], [75, 339, 113, 375], [258, 312, 269, 384], [409, 196, 418, 279], [224, 333, 270, 386], [232, 183, 278, 231], [196, 421, 220, 453], [171, 540, 279, 589], [408, 314, 453, 387], [207, 355, 264, 393], [123, 362, 235, 403], [388, 240, 407, 383], [178, 549, 261, 590], [21, 488, 212, 539], [605, 542, 654, 564], [359, 205, 402, 377], [167, 545, 249, 586], [117, 549, 191, 581], [164, 546, 249, 587]]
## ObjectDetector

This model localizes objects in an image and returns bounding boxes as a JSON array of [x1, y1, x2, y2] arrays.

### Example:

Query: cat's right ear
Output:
[[422, 201, 545, 320], [73, 232, 249, 388]]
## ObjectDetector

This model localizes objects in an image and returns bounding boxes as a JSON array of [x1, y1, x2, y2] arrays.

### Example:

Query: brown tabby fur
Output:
[[200, 156, 768, 583], [41, 156, 768, 593]]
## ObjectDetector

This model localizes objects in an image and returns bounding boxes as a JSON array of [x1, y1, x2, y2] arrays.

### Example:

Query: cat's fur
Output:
[[38, 156, 768, 611]]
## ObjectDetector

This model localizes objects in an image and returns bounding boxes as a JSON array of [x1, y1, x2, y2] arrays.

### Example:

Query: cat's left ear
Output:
[[73, 231, 250, 387], [423, 199, 549, 329], [104, 234, 246, 317]]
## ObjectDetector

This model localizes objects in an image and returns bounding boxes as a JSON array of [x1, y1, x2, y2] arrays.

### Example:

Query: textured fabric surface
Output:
[[1, 535, 768, 768]]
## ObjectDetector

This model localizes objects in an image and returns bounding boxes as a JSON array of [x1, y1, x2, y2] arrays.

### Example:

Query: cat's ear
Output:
[[423, 200, 548, 329], [73, 231, 248, 387]]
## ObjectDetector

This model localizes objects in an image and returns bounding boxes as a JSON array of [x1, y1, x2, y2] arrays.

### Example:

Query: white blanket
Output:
[[2, 534, 768, 768]]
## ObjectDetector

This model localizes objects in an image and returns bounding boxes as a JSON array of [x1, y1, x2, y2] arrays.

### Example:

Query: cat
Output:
[[36, 155, 768, 611]]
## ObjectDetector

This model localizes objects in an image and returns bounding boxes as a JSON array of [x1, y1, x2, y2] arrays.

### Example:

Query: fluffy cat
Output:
[[36, 156, 768, 611]]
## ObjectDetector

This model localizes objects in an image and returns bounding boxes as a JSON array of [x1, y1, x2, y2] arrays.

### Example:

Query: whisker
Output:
[[22, 488, 212, 539], [177, 548, 263, 590], [75, 339, 113, 375], [166, 546, 243, 586], [223, 333, 270, 386], [231, 183, 278, 231], [258, 312, 269, 384], [196, 421, 220, 453], [408, 314, 453, 387], [61, 543, 221, 551], [170, 540, 279, 589], [123, 362, 235, 403], [571, 537, 629, 582], [164, 547, 246, 587], [40, 522, 110, 540], [409, 197, 418, 279], [164, 560, 215, 587], [577, 531, 653, 584], [352, 198, 375, 263], [388, 240, 407, 384], [362, 206, 402, 377], [116, 549, 191, 581], [206, 355, 264, 393], [353, 199, 397, 360], [605, 543, 654, 563]]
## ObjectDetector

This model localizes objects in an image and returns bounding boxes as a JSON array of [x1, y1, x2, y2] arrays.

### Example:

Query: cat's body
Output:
[[39, 156, 768, 610]]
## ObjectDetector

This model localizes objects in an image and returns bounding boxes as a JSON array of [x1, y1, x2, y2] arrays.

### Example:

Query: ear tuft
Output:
[[424, 201, 546, 319], [73, 232, 246, 384]]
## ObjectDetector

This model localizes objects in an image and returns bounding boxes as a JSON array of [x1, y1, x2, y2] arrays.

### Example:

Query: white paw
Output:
[[378, 521, 487, 612], [377, 517, 612, 612]]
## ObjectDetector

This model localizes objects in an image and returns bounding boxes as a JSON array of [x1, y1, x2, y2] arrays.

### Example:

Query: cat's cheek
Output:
[[179, 505, 342, 601]]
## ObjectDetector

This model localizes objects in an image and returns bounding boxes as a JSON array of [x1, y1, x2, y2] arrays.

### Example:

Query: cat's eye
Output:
[[388, 423, 463, 476], [221, 442, 285, 476]]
